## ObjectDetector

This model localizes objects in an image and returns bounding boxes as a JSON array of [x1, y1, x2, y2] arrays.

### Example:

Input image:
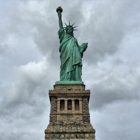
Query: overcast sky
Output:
[[0, 0, 140, 140]]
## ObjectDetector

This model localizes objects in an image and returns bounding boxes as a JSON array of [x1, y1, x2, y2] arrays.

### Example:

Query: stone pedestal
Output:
[[44, 84, 96, 140]]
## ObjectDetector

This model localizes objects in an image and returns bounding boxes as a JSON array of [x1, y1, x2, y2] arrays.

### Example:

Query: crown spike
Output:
[[73, 26, 77, 28], [72, 23, 75, 26], [64, 22, 68, 27]]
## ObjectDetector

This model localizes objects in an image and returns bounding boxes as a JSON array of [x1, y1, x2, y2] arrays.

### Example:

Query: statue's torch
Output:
[[56, 6, 63, 13]]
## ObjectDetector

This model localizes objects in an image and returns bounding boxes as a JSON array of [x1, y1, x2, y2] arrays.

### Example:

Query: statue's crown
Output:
[[64, 21, 77, 31]]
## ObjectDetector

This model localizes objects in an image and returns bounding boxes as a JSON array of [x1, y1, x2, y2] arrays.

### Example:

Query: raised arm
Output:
[[56, 7, 63, 29]]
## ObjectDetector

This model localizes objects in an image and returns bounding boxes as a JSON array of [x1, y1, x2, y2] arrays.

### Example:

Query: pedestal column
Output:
[[65, 99, 67, 113], [72, 99, 75, 113], [79, 99, 82, 113], [57, 99, 60, 113]]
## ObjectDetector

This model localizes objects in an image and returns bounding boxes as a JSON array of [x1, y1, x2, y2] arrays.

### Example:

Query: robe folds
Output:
[[58, 28, 87, 81]]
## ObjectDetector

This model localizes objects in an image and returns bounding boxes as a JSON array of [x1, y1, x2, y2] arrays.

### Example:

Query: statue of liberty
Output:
[[56, 7, 88, 84]]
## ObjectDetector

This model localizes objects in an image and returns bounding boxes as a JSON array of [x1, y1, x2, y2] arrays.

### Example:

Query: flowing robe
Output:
[[58, 28, 87, 81]]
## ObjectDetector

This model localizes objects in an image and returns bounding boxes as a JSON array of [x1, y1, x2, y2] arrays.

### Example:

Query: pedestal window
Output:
[[75, 99, 79, 110], [67, 100, 72, 110], [60, 100, 64, 110]]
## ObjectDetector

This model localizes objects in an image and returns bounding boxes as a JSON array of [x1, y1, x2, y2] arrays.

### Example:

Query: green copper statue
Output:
[[56, 7, 88, 84]]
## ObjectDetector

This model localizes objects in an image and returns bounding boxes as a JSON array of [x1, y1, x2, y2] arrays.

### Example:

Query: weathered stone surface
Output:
[[45, 84, 96, 140]]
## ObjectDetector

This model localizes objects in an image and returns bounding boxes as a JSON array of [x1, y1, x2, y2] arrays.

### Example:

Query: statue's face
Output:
[[66, 26, 73, 34]]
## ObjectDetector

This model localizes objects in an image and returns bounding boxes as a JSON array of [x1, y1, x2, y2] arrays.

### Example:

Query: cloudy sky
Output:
[[0, 0, 140, 140]]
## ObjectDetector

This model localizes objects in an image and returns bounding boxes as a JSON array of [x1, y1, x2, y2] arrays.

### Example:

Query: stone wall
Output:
[[45, 84, 96, 140]]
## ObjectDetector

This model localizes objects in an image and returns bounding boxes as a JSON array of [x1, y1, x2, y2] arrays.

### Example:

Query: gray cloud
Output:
[[0, 0, 140, 140], [0, 60, 51, 140], [79, 0, 140, 64], [84, 56, 140, 109], [91, 100, 140, 140]]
